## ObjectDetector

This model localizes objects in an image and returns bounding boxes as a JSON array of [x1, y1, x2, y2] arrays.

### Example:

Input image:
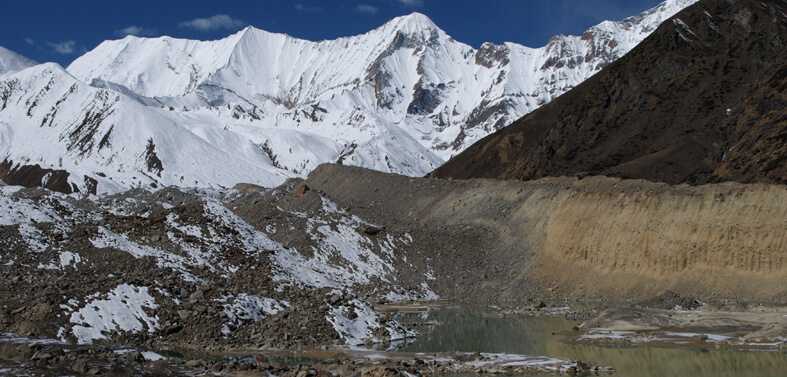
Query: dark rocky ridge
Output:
[[0, 158, 98, 194], [433, 0, 787, 185]]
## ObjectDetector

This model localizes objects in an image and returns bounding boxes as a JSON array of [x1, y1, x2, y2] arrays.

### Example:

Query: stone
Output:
[[296, 185, 310, 197], [269, 360, 287, 370], [184, 360, 202, 368], [189, 290, 204, 301], [126, 351, 144, 363], [164, 324, 183, 335], [72, 359, 88, 374], [363, 226, 382, 235]]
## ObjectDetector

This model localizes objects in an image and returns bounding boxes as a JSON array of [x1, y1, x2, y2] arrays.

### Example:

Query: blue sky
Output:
[[2, 0, 664, 67]]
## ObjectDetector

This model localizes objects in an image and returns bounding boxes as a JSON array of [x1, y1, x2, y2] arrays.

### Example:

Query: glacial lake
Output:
[[375, 304, 787, 377]]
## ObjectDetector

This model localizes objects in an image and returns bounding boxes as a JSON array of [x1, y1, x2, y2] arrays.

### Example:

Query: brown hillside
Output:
[[433, 0, 787, 185]]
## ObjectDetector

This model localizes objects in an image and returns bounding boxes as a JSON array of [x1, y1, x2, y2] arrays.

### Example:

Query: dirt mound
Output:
[[433, 0, 787, 185], [634, 291, 703, 311]]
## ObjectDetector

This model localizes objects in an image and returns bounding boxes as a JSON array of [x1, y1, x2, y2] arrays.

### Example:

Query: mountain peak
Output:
[[0, 46, 38, 75], [387, 12, 438, 33]]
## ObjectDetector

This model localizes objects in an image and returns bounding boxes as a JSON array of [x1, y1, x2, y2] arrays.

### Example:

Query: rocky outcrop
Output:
[[0, 159, 77, 194]]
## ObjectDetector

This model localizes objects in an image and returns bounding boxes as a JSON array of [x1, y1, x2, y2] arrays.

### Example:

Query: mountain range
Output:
[[433, 0, 787, 185], [0, 0, 697, 194]]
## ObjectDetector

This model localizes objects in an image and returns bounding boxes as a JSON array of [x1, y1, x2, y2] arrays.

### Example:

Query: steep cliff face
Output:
[[521, 179, 787, 299], [305, 164, 787, 301], [712, 59, 787, 184], [433, 0, 787, 186]]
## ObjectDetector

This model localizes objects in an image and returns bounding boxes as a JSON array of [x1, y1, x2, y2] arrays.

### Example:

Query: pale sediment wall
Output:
[[518, 179, 787, 300], [306, 164, 787, 301]]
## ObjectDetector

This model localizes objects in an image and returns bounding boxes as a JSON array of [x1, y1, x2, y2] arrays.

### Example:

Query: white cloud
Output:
[[24, 38, 36, 46], [47, 40, 76, 55], [178, 15, 245, 32], [295, 4, 322, 13], [356, 4, 379, 14], [397, 0, 424, 7], [115, 26, 157, 37]]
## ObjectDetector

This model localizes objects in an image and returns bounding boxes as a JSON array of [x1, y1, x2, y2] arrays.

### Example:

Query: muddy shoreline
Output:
[[2, 299, 786, 375], [566, 304, 787, 351]]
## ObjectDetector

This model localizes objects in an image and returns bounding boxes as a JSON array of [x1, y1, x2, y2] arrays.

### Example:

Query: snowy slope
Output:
[[2, 0, 696, 193], [0, 63, 291, 193], [0, 46, 38, 75]]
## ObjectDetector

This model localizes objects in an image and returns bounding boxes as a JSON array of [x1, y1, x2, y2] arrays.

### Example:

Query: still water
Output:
[[380, 305, 787, 377]]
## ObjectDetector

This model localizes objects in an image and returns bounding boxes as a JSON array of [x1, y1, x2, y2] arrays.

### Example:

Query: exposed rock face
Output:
[[433, 0, 787, 185], [713, 61, 787, 183], [0, 159, 75, 193]]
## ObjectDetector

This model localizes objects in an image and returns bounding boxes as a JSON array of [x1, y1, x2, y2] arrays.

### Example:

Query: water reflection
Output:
[[383, 306, 787, 377], [387, 306, 569, 356]]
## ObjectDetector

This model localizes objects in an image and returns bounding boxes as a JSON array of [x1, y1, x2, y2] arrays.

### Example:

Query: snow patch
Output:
[[90, 226, 200, 281], [220, 293, 288, 334], [326, 298, 414, 346], [68, 284, 159, 344]]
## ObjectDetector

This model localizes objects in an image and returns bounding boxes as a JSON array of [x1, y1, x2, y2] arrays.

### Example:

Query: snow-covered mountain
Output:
[[0, 46, 38, 75], [1, 0, 697, 193], [1, 63, 288, 193]]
